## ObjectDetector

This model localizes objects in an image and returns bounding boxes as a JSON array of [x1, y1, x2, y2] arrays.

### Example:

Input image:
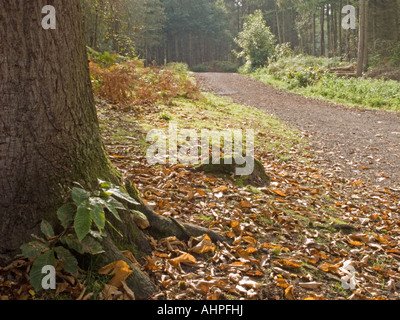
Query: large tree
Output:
[[0, 0, 118, 262], [0, 0, 226, 299]]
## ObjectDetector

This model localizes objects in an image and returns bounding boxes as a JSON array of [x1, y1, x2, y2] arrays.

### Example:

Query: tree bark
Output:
[[275, 2, 282, 44], [0, 1, 230, 299], [357, 0, 368, 77], [320, 5, 325, 56], [312, 13, 316, 56], [327, 4, 331, 57], [0, 0, 118, 263]]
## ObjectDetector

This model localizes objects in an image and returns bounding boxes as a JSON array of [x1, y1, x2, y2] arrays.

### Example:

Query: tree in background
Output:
[[80, 0, 400, 68], [357, 0, 369, 76], [234, 10, 277, 70], [82, 0, 165, 59]]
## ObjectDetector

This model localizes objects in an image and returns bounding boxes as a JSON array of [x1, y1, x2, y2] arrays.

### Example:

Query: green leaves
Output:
[[72, 187, 90, 206], [20, 180, 138, 292], [57, 204, 76, 228], [40, 220, 55, 239], [98, 197, 123, 222], [29, 250, 56, 292], [90, 200, 106, 230], [20, 241, 49, 259], [100, 181, 139, 206], [74, 202, 93, 242], [54, 246, 78, 274], [70, 181, 135, 241], [234, 10, 276, 70]]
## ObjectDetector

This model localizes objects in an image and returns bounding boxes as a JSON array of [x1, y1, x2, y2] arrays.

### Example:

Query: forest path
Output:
[[195, 72, 400, 188]]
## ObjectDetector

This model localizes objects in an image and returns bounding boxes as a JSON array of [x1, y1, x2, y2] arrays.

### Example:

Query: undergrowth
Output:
[[90, 56, 200, 107], [247, 54, 400, 112]]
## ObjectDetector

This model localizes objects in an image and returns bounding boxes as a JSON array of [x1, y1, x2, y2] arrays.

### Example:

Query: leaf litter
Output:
[[93, 86, 400, 301], [1, 68, 400, 301]]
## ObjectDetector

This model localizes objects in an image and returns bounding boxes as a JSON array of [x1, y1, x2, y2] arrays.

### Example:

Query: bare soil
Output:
[[195, 72, 400, 188]]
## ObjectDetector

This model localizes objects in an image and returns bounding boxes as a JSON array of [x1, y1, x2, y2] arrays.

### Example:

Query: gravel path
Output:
[[195, 72, 400, 188]]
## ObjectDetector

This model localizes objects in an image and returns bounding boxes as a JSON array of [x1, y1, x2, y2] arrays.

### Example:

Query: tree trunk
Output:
[[363, 0, 369, 72], [0, 1, 230, 299], [320, 5, 325, 56], [0, 0, 118, 263], [346, 0, 351, 61], [327, 4, 331, 57], [338, 0, 343, 58], [312, 13, 316, 56], [357, 0, 368, 77], [275, 3, 282, 44]]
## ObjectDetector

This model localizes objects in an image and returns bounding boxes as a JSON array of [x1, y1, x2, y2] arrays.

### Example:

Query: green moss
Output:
[[246, 185, 262, 195]]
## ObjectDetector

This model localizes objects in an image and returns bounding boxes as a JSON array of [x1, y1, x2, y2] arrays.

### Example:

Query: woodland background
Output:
[[82, 0, 400, 69]]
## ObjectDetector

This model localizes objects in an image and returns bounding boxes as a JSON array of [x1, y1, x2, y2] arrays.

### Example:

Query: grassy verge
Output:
[[247, 55, 400, 112], [143, 93, 307, 161], [99, 92, 310, 167]]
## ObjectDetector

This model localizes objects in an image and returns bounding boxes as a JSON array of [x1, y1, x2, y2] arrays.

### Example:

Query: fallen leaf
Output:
[[102, 284, 121, 300], [231, 221, 242, 235], [169, 253, 197, 268], [121, 281, 135, 300], [246, 270, 263, 277], [262, 243, 282, 249], [275, 259, 302, 269], [285, 285, 295, 300], [348, 240, 365, 246], [270, 188, 287, 197], [189, 234, 216, 254], [275, 276, 289, 288], [239, 277, 261, 290], [121, 250, 140, 266], [304, 296, 326, 300], [240, 199, 252, 208], [242, 236, 257, 247], [299, 282, 323, 290], [213, 186, 229, 193], [99, 260, 133, 288], [318, 262, 340, 274]]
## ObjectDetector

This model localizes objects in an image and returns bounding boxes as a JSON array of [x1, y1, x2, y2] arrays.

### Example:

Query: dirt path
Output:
[[195, 72, 400, 188]]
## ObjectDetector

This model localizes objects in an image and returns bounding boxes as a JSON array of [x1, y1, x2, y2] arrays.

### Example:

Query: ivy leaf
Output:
[[57, 204, 76, 228], [40, 220, 55, 239], [72, 187, 90, 206], [20, 241, 49, 259], [29, 250, 56, 292], [74, 201, 93, 242], [55, 246, 78, 274]]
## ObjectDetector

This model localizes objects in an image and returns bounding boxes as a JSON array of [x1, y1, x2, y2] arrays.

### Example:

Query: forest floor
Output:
[[195, 72, 400, 189], [94, 72, 400, 300], [2, 68, 400, 301]]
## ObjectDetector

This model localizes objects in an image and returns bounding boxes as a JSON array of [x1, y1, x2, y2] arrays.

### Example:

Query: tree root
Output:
[[91, 179, 231, 299]]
